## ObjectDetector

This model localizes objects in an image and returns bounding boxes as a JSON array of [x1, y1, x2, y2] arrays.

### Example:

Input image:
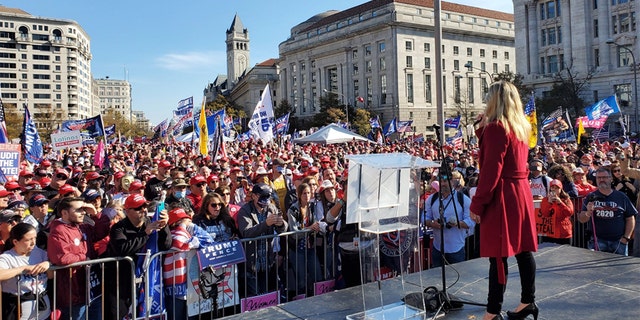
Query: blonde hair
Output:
[[483, 81, 531, 143]]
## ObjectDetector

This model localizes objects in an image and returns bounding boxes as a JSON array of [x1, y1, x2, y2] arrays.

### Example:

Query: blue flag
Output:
[[369, 115, 381, 129], [444, 115, 461, 129], [274, 113, 290, 135], [383, 117, 397, 136], [61, 115, 105, 145], [20, 104, 43, 164], [104, 124, 116, 137], [585, 95, 620, 120], [136, 202, 164, 317]]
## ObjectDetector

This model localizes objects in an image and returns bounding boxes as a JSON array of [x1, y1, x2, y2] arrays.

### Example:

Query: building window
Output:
[[616, 46, 634, 67], [480, 49, 485, 57], [407, 74, 414, 103], [466, 61, 473, 71], [379, 57, 386, 70], [493, 63, 499, 74], [454, 60, 460, 71], [406, 56, 413, 68], [425, 57, 431, 69], [379, 42, 385, 53], [366, 60, 372, 72], [468, 76, 474, 103], [453, 46, 459, 55], [425, 74, 432, 103], [380, 74, 387, 104], [454, 76, 461, 103], [405, 40, 413, 51], [424, 43, 431, 52], [594, 48, 600, 67], [467, 47, 472, 56], [365, 45, 372, 56], [548, 55, 559, 73], [353, 63, 359, 75], [615, 83, 631, 106], [505, 64, 510, 72], [492, 50, 498, 59]]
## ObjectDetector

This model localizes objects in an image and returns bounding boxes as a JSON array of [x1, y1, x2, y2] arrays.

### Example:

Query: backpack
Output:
[[430, 190, 465, 208]]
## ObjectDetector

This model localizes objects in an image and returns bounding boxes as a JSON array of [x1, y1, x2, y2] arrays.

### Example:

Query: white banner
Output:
[[50, 130, 83, 151]]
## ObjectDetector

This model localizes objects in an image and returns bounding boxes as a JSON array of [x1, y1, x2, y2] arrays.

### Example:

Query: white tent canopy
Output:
[[294, 123, 374, 144]]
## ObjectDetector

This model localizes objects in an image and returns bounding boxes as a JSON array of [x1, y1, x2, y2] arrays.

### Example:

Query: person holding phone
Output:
[[236, 183, 287, 297], [540, 179, 574, 245]]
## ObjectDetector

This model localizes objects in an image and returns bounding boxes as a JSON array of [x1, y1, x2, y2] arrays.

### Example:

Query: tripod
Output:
[[429, 123, 485, 318]]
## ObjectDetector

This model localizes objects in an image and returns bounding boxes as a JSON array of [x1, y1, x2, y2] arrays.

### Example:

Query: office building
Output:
[[514, 0, 639, 128], [0, 6, 93, 131], [278, 0, 515, 135]]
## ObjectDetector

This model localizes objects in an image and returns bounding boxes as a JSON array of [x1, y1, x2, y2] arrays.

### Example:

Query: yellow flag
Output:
[[577, 118, 585, 145], [198, 99, 208, 156]]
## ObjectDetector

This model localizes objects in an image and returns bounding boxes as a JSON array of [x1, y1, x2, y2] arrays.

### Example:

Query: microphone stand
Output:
[[430, 124, 485, 318]]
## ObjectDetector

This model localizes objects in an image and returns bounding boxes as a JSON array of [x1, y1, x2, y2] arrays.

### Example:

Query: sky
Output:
[[2, 0, 514, 125]]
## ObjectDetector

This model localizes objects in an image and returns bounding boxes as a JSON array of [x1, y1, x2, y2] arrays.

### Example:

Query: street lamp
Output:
[[607, 38, 638, 133], [323, 88, 348, 124]]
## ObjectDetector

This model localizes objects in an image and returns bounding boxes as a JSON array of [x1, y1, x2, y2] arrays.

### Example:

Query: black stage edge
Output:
[[221, 244, 640, 319]]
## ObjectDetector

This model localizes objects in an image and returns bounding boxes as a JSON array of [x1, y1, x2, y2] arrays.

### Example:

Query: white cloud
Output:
[[155, 50, 225, 71]]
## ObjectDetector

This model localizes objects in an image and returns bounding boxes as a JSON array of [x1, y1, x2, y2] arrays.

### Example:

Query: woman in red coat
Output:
[[469, 81, 539, 320], [540, 179, 574, 245]]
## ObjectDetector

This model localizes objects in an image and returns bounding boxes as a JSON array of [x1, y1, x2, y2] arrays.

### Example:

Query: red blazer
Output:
[[540, 197, 574, 239], [470, 122, 538, 258]]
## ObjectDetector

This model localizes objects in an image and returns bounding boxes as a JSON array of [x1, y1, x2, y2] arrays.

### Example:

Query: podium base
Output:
[[346, 302, 442, 320]]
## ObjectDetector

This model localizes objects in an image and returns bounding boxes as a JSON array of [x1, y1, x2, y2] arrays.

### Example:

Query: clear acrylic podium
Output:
[[344, 153, 439, 320]]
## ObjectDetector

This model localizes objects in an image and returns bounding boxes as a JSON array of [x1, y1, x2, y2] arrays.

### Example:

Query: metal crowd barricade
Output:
[[139, 228, 320, 319], [48, 256, 136, 320]]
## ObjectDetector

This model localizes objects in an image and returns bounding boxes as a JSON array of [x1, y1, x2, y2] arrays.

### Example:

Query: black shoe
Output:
[[506, 302, 539, 320]]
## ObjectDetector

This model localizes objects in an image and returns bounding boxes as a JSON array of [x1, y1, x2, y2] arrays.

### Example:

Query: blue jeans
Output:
[[588, 238, 628, 256], [288, 248, 323, 295], [431, 247, 466, 268]]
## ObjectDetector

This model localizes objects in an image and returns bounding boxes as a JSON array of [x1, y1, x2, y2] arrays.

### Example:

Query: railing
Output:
[[0, 200, 596, 320]]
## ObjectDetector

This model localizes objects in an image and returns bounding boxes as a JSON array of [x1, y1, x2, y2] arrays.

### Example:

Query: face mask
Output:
[[174, 191, 186, 199]]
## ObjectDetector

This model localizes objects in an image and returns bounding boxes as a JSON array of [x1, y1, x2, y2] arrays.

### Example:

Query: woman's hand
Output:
[[24, 261, 50, 275], [470, 211, 481, 224]]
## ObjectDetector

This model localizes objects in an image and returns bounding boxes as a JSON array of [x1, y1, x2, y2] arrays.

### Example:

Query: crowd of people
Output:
[[0, 82, 639, 319]]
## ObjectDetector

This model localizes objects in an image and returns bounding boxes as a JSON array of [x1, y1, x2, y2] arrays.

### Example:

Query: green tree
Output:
[[103, 110, 152, 138], [311, 92, 345, 127], [351, 108, 372, 136], [3, 103, 23, 142]]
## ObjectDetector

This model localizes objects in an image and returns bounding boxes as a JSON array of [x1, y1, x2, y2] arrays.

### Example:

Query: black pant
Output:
[[487, 251, 536, 314]]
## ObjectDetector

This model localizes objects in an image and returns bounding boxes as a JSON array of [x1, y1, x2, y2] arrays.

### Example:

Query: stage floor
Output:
[[222, 244, 640, 319]]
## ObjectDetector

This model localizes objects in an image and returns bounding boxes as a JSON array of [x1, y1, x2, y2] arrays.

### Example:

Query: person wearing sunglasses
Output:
[[187, 175, 208, 213], [41, 168, 70, 200], [194, 193, 240, 242], [104, 194, 171, 319]]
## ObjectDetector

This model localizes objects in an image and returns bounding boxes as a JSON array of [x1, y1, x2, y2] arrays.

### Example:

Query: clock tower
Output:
[[226, 13, 250, 89]]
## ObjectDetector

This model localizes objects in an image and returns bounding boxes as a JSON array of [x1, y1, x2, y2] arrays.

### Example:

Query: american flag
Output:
[[446, 129, 463, 150], [396, 120, 413, 133]]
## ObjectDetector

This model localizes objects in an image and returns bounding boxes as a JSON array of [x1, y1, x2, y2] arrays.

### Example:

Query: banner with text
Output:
[[186, 251, 239, 316], [0, 143, 21, 181], [50, 130, 83, 151]]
